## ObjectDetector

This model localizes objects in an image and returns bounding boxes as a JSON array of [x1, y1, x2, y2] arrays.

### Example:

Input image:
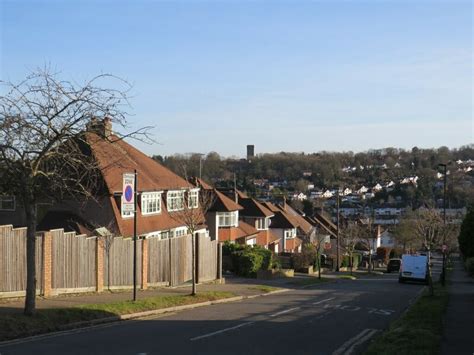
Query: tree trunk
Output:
[[24, 203, 37, 316], [368, 250, 372, 274], [350, 253, 353, 275], [191, 233, 196, 296], [318, 250, 322, 279]]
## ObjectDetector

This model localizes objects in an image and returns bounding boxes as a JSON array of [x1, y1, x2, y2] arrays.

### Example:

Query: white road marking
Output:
[[313, 297, 335, 305], [340, 305, 361, 311], [190, 322, 255, 341], [332, 328, 378, 355], [269, 307, 300, 317], [345, 329, 379, 354]]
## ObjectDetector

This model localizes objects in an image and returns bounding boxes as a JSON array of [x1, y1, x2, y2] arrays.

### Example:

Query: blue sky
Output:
[[1, 0, 472, 157]]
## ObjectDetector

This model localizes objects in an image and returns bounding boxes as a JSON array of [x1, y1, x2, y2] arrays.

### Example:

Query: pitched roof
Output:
[[211, 190, 243, 212], [87, 133, 191, 194], [218, 221, 258, 242], [237, 197, 274, 218], [83, 132, 194, 237], [256, 229, 280, 246]]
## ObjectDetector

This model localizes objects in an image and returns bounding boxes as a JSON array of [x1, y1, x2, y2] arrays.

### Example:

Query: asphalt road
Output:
[[0, 274, 424, 355]]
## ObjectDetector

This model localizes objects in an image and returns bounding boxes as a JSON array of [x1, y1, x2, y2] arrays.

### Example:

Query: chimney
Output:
[[103, 117, 112, 138], [87, 117, 112, 138], [283, 196, 287, 210]]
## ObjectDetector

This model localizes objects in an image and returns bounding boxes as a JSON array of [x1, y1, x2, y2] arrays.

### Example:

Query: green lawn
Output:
[[337, 275, 357, 280], [0, 291, 235, 341], [364, 283, 448, 355], [247, 285, 281, 293]]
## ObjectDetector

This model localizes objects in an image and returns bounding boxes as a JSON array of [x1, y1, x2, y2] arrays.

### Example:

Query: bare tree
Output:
[[312, 228, 330, 279], [411, 208, 445, 295], [169, 183, 215, 296], [341, 222, 361, 275], [0, 69, 150, 315], [358, 218, 376, 274]]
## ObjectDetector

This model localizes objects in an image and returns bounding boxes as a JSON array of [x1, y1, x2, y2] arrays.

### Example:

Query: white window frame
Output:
[[173, 227, 188, 238], [284, 228, 296, 239], [0, 196, 15, 211], [167, 190, 185, 212], [188, 189, 199, 209], [217, 211, 238, 227], [256, 217, 270, 230], [141, 191, 162, 215]]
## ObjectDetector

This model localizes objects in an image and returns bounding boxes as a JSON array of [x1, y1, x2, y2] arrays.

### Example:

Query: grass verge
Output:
[[338, 275, 357, 280], [0, 291, 235, 342], [247, 285, 281, 293], [289, 277, 330, 286], [364, 283, 448, 355]]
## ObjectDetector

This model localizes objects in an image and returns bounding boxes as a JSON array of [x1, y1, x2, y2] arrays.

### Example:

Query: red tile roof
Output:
[[85, 132, 193, 237], [218, 221, 258, 242], [88, 133, 192, 193]]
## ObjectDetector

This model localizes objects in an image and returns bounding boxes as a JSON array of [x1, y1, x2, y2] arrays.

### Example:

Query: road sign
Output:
[[442, 244, 448, 252], [122, 173, 135, 213]]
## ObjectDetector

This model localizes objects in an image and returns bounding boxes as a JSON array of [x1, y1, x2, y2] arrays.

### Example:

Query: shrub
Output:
[[252, 245, 273, 270], [459, 208, 474, 259], [232, 248, 264, 277], [377, 247, 391, 264], [292, 244, 316, 270], [222, 241, 242, 256], [465, 258, 474, 276]]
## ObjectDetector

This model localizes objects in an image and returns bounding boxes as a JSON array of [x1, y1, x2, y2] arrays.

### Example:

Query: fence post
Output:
[[217, 242, 223, 282], [195, 234, 200, 284], [141, 238, 148, 290], [169, 237, 172, 287], [96, 237, 104, 293], [42, 232, 52, 297]]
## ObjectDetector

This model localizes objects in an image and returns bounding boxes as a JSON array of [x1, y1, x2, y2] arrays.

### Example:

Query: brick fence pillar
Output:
[[141, 238, 148, 290], [96, 237, 104, 292], [42, 232, 52, 297]]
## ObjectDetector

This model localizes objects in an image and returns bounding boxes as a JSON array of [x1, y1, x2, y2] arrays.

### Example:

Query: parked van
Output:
[[399, 254, 429, 284]]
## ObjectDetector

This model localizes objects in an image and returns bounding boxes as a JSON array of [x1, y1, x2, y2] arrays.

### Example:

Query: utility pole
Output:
[[336, 188, 340, 272], [133, 169, 138, 301]]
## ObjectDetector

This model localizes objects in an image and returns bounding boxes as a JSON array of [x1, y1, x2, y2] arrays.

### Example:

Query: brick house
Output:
[[26, 118, 204, 239]]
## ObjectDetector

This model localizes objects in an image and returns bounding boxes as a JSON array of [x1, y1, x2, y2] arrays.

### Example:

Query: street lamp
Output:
[[438, 163, 447, 286]]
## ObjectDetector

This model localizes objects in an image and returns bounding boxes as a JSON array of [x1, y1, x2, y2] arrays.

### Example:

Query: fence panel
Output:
[[147, 237, 170, 285], [51, 230, 96, 290], [198, 235, 217, 282], [169, 235, 193, 286], [103, 237, 142, 288], [0, 226, 43, 294]]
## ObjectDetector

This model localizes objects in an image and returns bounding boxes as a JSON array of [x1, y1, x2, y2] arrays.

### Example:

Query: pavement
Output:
[[0, 271, 425, 355], [441, 259, 474, 355]]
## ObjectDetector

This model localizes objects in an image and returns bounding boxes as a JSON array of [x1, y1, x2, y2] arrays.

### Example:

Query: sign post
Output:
[[122, 172, 137, 301]]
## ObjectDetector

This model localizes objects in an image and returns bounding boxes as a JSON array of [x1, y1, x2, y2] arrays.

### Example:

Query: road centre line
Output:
[[312, 297, 335, 305], [332, 328, 374, 355], [190, 322, 255, 341], [270, 307, 300, 317]]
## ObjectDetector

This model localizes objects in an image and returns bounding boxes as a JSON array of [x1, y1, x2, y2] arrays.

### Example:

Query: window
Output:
[[174, 228, 188, 237], [141, 192, 162, 215], [284, 229, 296, 239], [256, 218, 269, 230], [0, 196, 15, 211], [188, 189, 199, 209], [167, 190, 184, 211], [218, 211, 238, 227]]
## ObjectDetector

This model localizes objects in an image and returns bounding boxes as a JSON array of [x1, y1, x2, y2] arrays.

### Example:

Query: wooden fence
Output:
[[0, 225, 222, 298]]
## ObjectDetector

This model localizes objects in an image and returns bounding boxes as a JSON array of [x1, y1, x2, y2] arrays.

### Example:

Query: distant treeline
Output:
[[153, 145, 474, 208]]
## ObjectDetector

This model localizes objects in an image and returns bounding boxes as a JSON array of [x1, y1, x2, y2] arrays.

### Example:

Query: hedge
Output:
[[223, 242, 273, 277]]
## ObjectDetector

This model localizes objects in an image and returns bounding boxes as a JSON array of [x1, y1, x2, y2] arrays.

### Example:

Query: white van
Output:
[[399, 254, 429, 284]]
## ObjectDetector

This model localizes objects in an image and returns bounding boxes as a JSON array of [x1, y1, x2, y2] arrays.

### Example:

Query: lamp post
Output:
[[438, 163, 447, 287], [336, 188, 340, 272]]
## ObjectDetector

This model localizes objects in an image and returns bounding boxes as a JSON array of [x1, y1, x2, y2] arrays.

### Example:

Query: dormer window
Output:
[[167, 190, 184, 211], [142, 192, 162, 215], [217, 211, 238, 227], [256, 217, 270, 230], [188, 189, 199, 209]]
